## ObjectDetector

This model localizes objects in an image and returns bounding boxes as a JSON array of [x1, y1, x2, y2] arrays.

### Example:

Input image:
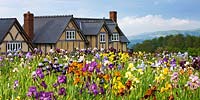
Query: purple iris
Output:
[[95, 53, 100, 59], [36, 68, 44, 79], [39, 91, 54, 99], [99, 87, 105, 94], [53, 83, 59, 88], [14, 80, 19, 89], [90, 83, 98, 95], [108, 64, 114, 69], [88, 61, 97, 72], [40, 81, 47, 89], [117, 65, 122, 70], [82, 66, 87, 72], [163, 57, 168, 63], [57, 75, 66, 84], [171, 72, 179, 82], [58, 87, 67, 96], [26, 52, 32, 59], [0, 56, 3, 62], [95, 68, 101, 73], [179, 61, 186, 68], [27, 86, 38, 97], [170, 58, 177, 68]]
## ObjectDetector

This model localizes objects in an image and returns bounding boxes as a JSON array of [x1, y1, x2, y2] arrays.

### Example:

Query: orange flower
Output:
[[77, 63, 83, 69], [97, 64, 102, 69], [118, 88, 125, 96], [187, 68, 193, 75], [68, 67, 74, 73], [179, 69, 184, 75], [103, 74, 110, 82], [82, 72, 87, 76], [73, 77, 81, 85], [75, 70, 80, 76], [71, 62, 78, 67], [114, 71, 121, 77], [97, 73, 104, 78]]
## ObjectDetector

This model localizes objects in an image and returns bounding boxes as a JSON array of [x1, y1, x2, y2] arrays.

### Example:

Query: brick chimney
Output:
[[109, 11, 117, 23], [24, 11, 34, 41]]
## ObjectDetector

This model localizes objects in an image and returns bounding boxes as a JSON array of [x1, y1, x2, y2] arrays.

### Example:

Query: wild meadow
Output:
[[0, 48, 200, 100]]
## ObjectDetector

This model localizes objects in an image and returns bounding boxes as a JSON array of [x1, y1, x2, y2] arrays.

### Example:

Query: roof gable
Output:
[[33, 15, 72, 43], [0, 18, 16, 42]]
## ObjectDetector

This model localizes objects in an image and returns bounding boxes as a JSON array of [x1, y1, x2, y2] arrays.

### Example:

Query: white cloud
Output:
[[118, 15, 200, 36]]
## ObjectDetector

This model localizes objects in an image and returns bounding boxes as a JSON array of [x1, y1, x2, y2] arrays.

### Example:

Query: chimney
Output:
[[24, 11, 34, 41], [109, 11, 117, 23]]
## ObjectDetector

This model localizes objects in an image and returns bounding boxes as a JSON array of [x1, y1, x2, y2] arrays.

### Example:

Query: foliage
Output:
[[133, 34, 200, 56]]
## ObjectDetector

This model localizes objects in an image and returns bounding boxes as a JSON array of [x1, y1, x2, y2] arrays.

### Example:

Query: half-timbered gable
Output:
[[106, 21, 129, 51], [0, 18, 33, 54], [74, 18, 111, 50], [57, 18, 87, 51]]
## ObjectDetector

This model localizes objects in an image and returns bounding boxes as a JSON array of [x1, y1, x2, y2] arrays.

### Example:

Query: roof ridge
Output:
[[0, 18, 16, 20], [75, 17, 110, 20], [34, 15, 73, 18]]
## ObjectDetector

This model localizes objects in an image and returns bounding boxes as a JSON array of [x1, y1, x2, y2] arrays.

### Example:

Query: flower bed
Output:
[[0, 49, 200, 100]]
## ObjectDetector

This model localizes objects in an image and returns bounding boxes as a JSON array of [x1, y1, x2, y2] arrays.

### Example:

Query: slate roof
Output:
[[0, 18, 16, 42], [24, 15, 129, 43], [74, 18, 129, 43], [74, 18, 104, 35], [33, 15, 73, 43], [120, 36, 129, 43]]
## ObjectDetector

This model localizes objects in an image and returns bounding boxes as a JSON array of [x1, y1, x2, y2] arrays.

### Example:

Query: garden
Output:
[[0, 48, 200, 100]]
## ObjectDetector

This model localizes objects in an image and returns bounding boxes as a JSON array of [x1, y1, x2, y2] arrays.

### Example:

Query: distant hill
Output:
[[128, 28, 200, 48]]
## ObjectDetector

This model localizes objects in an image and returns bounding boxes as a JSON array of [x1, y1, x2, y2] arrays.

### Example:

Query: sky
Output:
[[1, 0, 200, 36]]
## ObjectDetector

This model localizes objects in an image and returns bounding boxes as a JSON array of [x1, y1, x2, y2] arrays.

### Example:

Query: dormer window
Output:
[[111, 33, 119, 41], [100, 34, 105, 42], [66, 31, 75, 40]]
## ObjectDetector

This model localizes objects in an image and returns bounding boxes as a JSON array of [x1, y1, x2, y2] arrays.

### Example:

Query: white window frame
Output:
[[7, 42, 21, 51], [66, 31, 75, 40], [111, 33, 119, 41], [100, 34, 106, 42]]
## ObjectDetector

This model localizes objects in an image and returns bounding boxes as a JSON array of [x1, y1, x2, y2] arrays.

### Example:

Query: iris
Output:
[[90, 83, 99, 95], [36, 68, 44, 79], [39, 91, 54, 99], [27, 86, 38, 97], [88, 61, 97, 72], [57, 75, 66, 84], [13, 80, 19, 89], [58, 87, 67, 96], [108, 64, 114, 69], [40, 81, 48, 89]]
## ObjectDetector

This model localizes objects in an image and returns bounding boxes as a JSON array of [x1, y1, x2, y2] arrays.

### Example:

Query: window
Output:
[[7, 42, 21, 51], [100, 34, 105, 42], [111, 33, 119, 41], [66, 31, 75, 40]]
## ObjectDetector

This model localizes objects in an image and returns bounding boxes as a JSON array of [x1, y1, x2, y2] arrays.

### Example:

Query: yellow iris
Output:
[[163, 68, 169, 75], [127, 63, 134, 70], [15, 96, 20, 100], [160, 82, 172, 93], [137, 69, 144, 74]]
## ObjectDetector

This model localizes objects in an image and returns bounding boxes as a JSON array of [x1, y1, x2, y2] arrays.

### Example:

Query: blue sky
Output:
[[1, 0, 200, 36]]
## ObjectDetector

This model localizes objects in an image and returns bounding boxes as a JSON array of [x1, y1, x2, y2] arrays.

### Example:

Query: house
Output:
[[24, 12, 88, 53], [0, 18, 33, 54], [74, 11, 129, 51], [24, 11, 129, 53], [0, 11, 129, 54]]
